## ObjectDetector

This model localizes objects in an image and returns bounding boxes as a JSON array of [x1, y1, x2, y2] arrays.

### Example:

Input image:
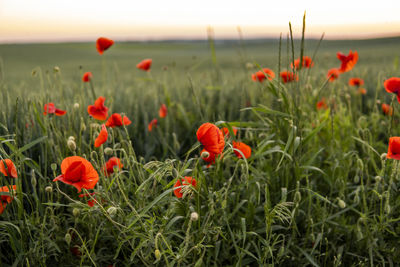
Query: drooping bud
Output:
[[154, 249, 161, 260], [104, 147, 113, 156], [190, 212, 199, 221], [107, 206, 117, 216], [65, 233, 71, 245], [67, 139, 76, 151]]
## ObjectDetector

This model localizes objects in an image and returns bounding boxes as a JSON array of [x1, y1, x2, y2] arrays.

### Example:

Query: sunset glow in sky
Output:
[[0, 0, 399, 42]]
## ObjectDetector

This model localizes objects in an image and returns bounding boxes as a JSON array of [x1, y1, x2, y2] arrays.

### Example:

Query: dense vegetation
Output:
[[0, 28, 400, 266]]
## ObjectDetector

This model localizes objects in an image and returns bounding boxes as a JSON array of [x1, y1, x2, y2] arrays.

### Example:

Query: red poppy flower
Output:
[[79, 192, 96, 207], [232, 141, 251, 159], [382, 103, 393, 116], [220, 127, 238, 137], [159, 104, 167, 118], [0, 185, 17, 215], [82, 72, 92, 82], [137, 59, 152, 71], [316, 98, 328, 110], [251, 68, 275, 82], [327, 68, 340, 82], [358, 88, 367, 95], [280, 71, 298, 83], [173, 176, 196, 198], [96, 37, 114, 55], [103, 157, 123, 176], [87, 96, 109, 121], [94, 124, 108, 147], [53, 156, 99, 193], [105, 113, 131, 128], [43, 103, 67, 116], [0, 159, 17, 178], [384, 77, 400, 103], [148, 119, 158, 131], [348, 77, 364, 87], [337, 50, 358, 73], [387, 137, 400, 160], [291, 56, 314, 70], [196, 123, 225, 155]]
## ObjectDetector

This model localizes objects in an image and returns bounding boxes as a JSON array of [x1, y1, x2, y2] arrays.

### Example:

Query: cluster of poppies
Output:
[[383, 77, 400, 159], [173, 123, 252, 199], [0, 159, 18, 215]]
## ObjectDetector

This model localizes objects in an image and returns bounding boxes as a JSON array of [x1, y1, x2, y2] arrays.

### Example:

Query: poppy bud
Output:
[[104, 147, 113, 156], [51, 163, 57, 171], [385, 204, 391, 214], [73, 208, 80, 217], [353, 194, 360, 204], [356, 159, 364, 171], [293, 136, 300, 152], [45, 186, 53, 193], [154, 249, 161, 260], [107, 206, 117, 216], [353, 175, 360, 184], [53, 66, 60, 73], [245, 62, 254, 69], [190, 212, 199, 221], [375, 176, 382, 183], [200, 151, 210, 159], [81, 122, 86, 132], [337, 198, 346, 209], [68, 136, 75, 141], [74, 103, 80, 109], [376, 99, 381, 105], [380, 153, 387, 160], [172, 168, 179, 178], [67, 139, 76, 151], [65, 233, 71, 245]]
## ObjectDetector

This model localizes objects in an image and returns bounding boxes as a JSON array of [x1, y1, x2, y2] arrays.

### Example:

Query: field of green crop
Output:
[[0, 31, 400, 266]]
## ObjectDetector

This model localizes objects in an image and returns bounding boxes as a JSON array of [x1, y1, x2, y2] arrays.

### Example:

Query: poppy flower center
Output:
[[64, 161, 86, 182]]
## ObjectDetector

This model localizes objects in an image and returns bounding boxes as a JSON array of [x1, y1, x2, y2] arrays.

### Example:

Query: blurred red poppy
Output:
[[94, 124, 108, 147], [53, 156, 99, 192], [316, 98, 328, 110], [196, 123, 225, 155], [387, 137, 400, 160], [384, 77, 400, 103], [280, 71, 298, 83], [105, 113, 131, 128], [291, 56, 314, 70], [232, 141, 251, 159], [348, 77, 364, 87], [382, 103, 393, 116], [43, 103, 66, 116], [251, 68, 275, 82], [82, 72, 92, 82], [103, 157, 123, 176], [0, 159, 17, 178], [159, 104, 167, 118], [337, 50, 358, 73], [148, 119, 158, 131], [358, 88, 367, 95], [96, 37, 114, 55], [0, 185, 17, 215], [137, 59, 152, 71], [87, 96, 109, 121], [327, 68, 340, 82], [221, 127, 238, 137], [173, 176, 196, 198], [79, 192, 96, 207]]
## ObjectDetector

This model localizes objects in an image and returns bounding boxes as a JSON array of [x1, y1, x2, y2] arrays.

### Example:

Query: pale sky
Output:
[[0, 0, 399, 43]]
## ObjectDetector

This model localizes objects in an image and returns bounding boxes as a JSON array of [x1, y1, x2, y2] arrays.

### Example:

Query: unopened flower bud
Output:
[[353, 175, 360, 184], [72, 208, 80, 217], [65, 233, 71, 245], [67, 139, 76, 151], [104, 147, 113, 156], [190, 212, 199, 221], [50, 163, 57, 171], [68, 136, 75, 141], [107, 206, 117, 216], [45, 186, 53, 193], [338, 198, 346, 209], [294, 191, 301, 202], [31, 170, 37, 187], [381, 153, 387, 161], [73, 103, 79, 109], [53, 66, 60, 73], [375, 176, 382, 183], [154, 249, 161, 260]]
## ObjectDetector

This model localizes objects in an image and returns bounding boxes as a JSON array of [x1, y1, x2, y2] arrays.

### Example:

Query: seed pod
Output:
[[200, 151, 210, 159]]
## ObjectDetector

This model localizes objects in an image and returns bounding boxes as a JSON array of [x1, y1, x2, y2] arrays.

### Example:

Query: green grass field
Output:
[[0, 34, 400, 266]]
